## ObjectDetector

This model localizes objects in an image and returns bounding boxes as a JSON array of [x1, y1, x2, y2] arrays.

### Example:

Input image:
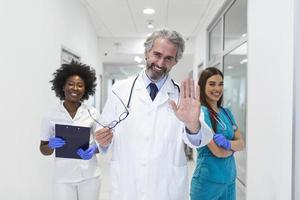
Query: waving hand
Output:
[[169, 78, 201, 133]]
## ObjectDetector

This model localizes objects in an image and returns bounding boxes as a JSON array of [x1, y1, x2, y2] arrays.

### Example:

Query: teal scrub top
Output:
[[193, 106, 237, 184]]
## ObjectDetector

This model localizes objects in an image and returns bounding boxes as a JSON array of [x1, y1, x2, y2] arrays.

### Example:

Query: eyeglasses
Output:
[[88, 91, 129, 129]]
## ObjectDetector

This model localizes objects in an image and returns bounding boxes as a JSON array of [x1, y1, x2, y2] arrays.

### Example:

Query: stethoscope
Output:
[[222, 107, 238, 131], [126, 75, 180, 109], [211, 107, 238, 132]]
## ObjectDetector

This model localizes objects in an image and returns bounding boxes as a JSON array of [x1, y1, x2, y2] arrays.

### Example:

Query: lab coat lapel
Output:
[[134, 74, 152, 105], [133, 73, 177, 108], [153, 76, 177, 107]]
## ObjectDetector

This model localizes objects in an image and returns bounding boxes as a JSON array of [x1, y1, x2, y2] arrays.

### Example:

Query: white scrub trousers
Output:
[[53, 176, 101, 200]]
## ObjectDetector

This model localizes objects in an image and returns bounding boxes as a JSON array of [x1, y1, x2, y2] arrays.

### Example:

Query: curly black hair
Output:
[[50, 60, 97, 101]]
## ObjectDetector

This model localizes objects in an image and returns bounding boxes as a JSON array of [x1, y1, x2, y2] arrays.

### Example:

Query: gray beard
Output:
[[145, 64, 168, 82]]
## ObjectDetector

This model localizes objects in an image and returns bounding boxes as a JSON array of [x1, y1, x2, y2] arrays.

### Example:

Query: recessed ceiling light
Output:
[[138, 64, 145, 68], [147, 20, 154, 29], [134, 56, 143, 63], [240, 58, 248, 64], [143, 8, 155, 15], [147, 23, 154, 29]]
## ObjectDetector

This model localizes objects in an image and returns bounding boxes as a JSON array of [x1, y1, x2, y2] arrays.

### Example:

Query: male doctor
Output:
[[95, 29, 213, 200]]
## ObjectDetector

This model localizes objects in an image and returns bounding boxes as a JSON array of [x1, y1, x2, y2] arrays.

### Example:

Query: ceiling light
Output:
[[240, 58, 248, 64], [242, 33, 247, 38], [147, 23, 154, 29], [227, 66, 234, 69], [138, 64, 145, 68], [134, 56, 143, 63], [143, 8, 155, 15], [147, 20, 154, 29]]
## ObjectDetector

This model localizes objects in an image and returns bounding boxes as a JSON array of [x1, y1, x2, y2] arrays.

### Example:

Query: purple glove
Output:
[[77, 144, 98, 160], [48, 137, 66, 149], [213, 134, 231, 150]]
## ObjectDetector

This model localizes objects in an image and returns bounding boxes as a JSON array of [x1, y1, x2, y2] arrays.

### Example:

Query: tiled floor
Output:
[[97, 154, 245, 200]]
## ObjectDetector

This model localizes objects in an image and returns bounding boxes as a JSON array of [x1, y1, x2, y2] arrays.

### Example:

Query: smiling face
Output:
[[145, 37, 177, 81], [205, 74, 224, 107], [63, 75, 85, 104]]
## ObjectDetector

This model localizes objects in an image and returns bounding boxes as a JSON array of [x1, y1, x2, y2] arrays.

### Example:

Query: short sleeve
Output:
[[88, 107, 103, 133], [100, 88, 119, 125], [40, 114, 52, 141], [202, 107, 213, 129]]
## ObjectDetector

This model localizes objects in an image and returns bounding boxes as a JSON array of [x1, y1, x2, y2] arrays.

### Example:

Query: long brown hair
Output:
[[198, 67, 224, 132]]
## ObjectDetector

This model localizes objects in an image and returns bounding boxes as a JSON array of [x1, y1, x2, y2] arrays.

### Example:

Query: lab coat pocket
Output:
[[168, 165, 188, 200], [110, 160, 121, 199]]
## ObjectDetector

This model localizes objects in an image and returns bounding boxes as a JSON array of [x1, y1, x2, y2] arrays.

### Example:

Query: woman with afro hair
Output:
[[39, 61, 110, 200]]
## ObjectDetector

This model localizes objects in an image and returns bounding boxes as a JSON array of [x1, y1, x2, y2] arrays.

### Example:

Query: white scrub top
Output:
[[40, 103, 102, 183]]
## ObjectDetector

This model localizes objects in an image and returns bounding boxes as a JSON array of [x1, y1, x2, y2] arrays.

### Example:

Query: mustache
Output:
[[149, 63, 167, 73]]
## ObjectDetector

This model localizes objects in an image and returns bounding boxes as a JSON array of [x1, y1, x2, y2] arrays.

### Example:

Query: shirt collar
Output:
[[59, 101, 84, 114], [142, 69, 168, 91]]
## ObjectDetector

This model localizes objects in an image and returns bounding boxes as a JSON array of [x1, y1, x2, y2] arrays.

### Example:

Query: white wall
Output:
[[192, 0, 226, 79], [193, 0, 295, 199], [0, 0, 101, 199], [170, 53, 194, 83], [294, 0, 300, 199], [247, 0, 294, 199]]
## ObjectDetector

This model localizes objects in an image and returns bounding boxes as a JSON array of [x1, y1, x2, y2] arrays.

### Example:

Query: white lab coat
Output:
[[101, 71, 212, 200]]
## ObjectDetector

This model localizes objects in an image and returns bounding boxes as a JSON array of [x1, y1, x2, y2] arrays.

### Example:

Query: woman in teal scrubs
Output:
[[190, 67, 245, 200]]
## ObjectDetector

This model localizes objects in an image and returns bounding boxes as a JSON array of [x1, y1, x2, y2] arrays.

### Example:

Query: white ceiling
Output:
[[82, 0, 216, 38], [80, 0, 221, 78]]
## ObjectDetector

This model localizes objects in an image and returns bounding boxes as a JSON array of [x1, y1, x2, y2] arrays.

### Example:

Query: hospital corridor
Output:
[[0, 0, 299, 199]]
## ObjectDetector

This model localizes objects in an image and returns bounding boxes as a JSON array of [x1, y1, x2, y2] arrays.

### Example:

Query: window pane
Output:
[[211, 62, 222, 71], [223, 42, 247, 184], [209, 20, 222, 63], [224, 0, 247, 49]]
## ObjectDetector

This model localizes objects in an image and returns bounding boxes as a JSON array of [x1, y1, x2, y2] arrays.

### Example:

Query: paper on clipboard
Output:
[[55, 124, 90, 159]]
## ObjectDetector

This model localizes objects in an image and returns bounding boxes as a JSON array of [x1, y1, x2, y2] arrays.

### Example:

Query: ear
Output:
[[145, 51, 150, 61]]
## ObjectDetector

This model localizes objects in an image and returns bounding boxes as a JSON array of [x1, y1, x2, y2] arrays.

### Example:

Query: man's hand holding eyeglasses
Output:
[[95, 128, 113, 148]]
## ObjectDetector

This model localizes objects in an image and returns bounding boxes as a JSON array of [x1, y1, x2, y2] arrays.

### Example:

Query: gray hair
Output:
[[144, 29, 185, 61]]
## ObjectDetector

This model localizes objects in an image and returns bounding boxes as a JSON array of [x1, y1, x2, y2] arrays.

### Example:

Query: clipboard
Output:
[[55, 124, 91, 159]]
